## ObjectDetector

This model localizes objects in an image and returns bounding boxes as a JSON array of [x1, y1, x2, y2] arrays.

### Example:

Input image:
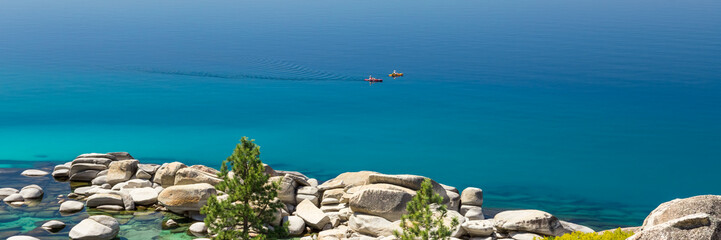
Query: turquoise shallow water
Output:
[[1, 0, 721, 232]]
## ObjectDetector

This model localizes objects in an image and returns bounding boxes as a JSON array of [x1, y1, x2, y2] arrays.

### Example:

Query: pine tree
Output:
[[201, 137, 288, 240], [394, 178, 459, 240]]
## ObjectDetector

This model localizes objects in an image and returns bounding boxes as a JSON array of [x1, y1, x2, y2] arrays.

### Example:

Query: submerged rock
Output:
[[69, 215, 120, 240], [59, 200, 85, 213], [19, 185, 43, 199], [0, 188, 19, 198], [21, 169, 49, 177], [41, 220, 66, 232]]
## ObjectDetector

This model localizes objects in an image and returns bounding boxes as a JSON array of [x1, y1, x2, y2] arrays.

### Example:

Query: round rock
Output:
[[60, 200, 85, 213]]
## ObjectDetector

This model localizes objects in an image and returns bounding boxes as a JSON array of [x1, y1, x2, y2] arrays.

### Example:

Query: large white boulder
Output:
[[20, 185, 43, 199], [129, 187, 159, 205], [285, 216, 306, 236], [153, 162, 187, 187], [157, 183, 216, 214], [461, 219, 495, 237], [69, 215, 119, 240], [59, 200, 85, 213], [628, 195, 721, 240], [349, 183, 415, 221], [460, 187, 483, 207], [189, 222, 208, 237], [86, 193, 124, 208], [106, 160, 138, 186], [41, 220, 66, 232], [296, 199, 331, 230], [0, 188, 19, 198]]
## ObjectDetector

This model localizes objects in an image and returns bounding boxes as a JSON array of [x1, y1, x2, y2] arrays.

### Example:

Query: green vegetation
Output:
[[201, 137, 288, 240], [394, 178, 459, 240], [535, 228, 635, 240]]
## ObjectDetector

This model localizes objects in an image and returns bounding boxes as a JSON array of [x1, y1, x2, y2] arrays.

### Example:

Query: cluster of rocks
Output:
[[1, 185, 44, 207], [5, 151, 721, 240]]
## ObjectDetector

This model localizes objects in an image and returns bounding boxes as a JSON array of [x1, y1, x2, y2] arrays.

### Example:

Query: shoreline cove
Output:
[[2, 152, 719, 239]]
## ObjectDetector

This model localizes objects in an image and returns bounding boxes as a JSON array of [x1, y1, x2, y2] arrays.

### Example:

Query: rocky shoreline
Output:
[[2, 152, 720, 240]]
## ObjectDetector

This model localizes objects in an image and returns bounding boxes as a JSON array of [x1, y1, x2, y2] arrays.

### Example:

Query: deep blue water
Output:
[[1, 0, 721, 228]]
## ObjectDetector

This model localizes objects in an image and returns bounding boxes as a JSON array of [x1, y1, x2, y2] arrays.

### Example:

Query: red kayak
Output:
[[364, 76, 383, 82]]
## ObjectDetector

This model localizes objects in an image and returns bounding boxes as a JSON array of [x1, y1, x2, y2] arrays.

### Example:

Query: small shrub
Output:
[[393, 178, 459, 240], [535, 228, 634, 240]]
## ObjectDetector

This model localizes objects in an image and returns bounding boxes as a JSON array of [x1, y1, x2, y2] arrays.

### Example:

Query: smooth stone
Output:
[[164, 219, 179, 228], [69, 170, 100, 182], [189, 222, 208, 237], [59, 200, 85, 213], [348, 213, 401, 237], [21, 169, 49, 177], [461, 187, 484, 207], [464, 206, 485, 220], [157, 183, 216, 214], [296, 199, 331, 230], [20, 185, 43, 199], [349, 183, 416, 221], [52, 169, 70, 178], [106, 160, 139, 186], [152, 162, 187, 187], [86, 193, 124, 208], [320, 171, 378, 190], [69, 163, 107, 176], [4, 193, 24, 202], [629, 213, 718, 240], [308, 178, 319, 187], [69, 215, 120, 240], [285, 216, 306, 236], [41, 220, 66, 232], [129, 187, 158, 205], [91, 175, 108, 185], [461, 219, 495, 237], [493, 209, 569, 236], [0, 188, 19, 198], [642, 195, 721, 227], [274, 175, 297, 205]]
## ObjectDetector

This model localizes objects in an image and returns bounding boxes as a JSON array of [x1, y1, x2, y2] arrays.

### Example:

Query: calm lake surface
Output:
[[1, 0, 720, 232]]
